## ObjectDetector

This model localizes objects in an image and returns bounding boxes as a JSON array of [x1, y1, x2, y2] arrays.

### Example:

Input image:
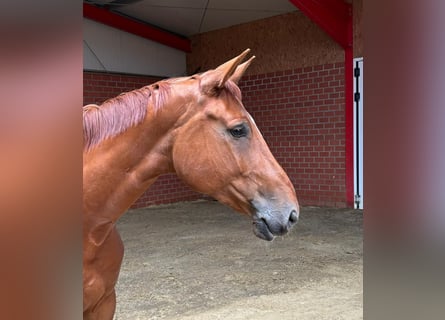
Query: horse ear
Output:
[[230, 55, 255, 84], [200, 49, 251, 95]]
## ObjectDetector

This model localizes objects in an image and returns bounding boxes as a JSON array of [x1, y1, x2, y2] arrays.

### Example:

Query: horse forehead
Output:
[[247, 112, 257, 126], [218, 89, 245, 109], [246, 112, 265, 138], [208, 95, 248, 119]]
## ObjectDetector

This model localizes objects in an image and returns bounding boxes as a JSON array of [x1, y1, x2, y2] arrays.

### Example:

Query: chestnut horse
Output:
[[83, 49, 299, 319]]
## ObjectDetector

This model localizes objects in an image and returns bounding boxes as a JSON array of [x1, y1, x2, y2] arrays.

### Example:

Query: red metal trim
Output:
[[288, 0, 352, 49], [83, 3, 191, 52], [344, 4, 354, 207], [344, 47, 354, 207]]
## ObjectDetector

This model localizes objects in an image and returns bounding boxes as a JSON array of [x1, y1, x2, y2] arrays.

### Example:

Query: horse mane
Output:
[[224, 80, 242, 101], [83, 77, 242, 152], [83, 81, 170, 151]]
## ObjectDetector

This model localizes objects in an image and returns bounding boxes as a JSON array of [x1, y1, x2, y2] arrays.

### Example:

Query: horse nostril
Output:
[[289, 210, 299, 224]]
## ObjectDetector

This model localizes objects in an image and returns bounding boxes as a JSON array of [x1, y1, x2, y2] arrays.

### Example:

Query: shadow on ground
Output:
[[115, 200, 363, 320]]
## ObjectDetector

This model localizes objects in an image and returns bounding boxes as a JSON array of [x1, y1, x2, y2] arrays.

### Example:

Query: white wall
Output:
[[353, 58, 364, 209], [83, 18, 186, 77]]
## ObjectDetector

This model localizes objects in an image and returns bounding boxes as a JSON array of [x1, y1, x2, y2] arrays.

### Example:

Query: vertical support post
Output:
[[289, 0, 354, 207], [345, 46, 354, 207], [344, 3, 354, 207]]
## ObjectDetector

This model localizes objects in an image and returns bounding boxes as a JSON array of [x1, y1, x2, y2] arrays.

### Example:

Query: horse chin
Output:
[[252, 218, 275, 241]]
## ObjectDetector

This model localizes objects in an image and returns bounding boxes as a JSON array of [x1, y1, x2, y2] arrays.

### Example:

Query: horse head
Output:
[[171, 49, 299, 240]]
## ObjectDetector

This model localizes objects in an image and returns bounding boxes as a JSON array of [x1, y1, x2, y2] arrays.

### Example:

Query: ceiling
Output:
[[84, 0, 298, 37]]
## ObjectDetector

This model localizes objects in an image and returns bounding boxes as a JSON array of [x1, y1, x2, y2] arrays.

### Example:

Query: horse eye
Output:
[[229, 125, 248, 138]]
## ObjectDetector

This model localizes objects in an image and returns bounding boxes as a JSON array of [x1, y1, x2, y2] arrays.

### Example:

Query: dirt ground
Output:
[[114, 200, 363, 320]]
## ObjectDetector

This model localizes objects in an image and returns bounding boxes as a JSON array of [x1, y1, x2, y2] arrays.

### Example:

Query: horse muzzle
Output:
[[252, 207, 299, 241]]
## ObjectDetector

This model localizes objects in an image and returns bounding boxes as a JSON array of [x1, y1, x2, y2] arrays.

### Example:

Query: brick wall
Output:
[[83, 62, 347, 208], [83, 71, 203, 208], [239, 62, 347, 208], [83, 71, 162, 105]]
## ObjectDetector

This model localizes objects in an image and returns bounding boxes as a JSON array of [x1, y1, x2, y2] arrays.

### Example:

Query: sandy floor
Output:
[[114, 200, 363, 319]]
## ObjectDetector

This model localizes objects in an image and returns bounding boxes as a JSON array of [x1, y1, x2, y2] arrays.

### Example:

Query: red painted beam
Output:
[[83, 3, 191, 52], [289, 0, 355, 207], [289, 0, 352, 49], [344, 5, 354, 207], [344, 47, 354, 207]]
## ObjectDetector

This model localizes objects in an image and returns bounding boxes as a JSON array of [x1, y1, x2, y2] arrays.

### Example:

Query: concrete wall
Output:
[[187, 11, 343, 76], [187, 0, 362, 76], [83, 18, 186, 77]]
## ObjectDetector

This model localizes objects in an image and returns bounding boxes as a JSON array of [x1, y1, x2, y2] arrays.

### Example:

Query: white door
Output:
[[353, 58, 364, 209]]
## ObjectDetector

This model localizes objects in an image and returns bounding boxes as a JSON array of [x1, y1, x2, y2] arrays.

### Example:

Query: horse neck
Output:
[[83, 98, 185, 222]]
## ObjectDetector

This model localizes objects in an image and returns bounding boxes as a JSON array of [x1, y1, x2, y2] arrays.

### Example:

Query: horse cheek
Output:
[[172, 135, 214, 194]]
